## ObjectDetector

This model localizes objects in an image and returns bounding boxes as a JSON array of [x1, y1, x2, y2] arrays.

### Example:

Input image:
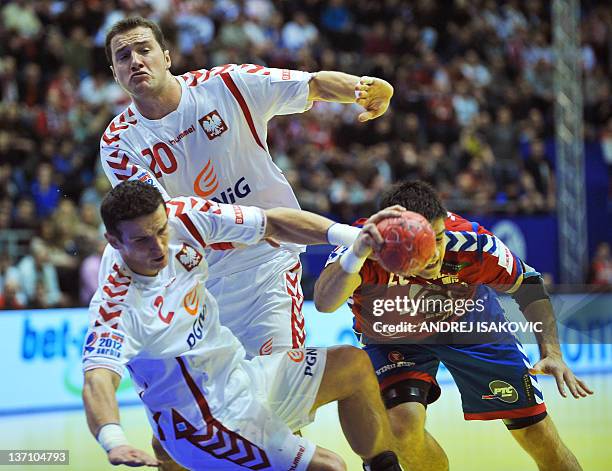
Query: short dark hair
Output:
[[105, 16, 167, 63], [379, 180, 447, 222], [101, 181, 165, 239]]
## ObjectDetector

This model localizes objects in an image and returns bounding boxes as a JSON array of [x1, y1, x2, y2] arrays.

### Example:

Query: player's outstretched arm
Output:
[[314, 206, 405, 313], [83, 368, 158, 467], [308, 71, 393, 122], [263, 207, 358, 247], [264, 205, 403, 249], [521, 299, 594, 399]]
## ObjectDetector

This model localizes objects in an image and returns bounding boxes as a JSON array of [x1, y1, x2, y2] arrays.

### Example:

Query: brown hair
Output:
[[105, 16, 167, 63], [101, 181, 165, 240], [380, 180, 447, 223]]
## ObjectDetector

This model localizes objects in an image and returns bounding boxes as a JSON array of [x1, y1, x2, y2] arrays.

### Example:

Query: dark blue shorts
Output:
[[364, 287, 547, 421]]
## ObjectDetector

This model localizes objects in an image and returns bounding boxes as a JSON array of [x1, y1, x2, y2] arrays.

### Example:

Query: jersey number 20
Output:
[[142, 143, 178, 178]]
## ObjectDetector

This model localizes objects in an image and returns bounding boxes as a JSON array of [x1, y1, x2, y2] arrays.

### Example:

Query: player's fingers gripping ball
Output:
[[374, 211, 436, 275]]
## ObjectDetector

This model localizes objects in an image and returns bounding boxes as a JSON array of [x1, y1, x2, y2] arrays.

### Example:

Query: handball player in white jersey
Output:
[[82, 180, 405, 471], [100, 16, 393, 360]]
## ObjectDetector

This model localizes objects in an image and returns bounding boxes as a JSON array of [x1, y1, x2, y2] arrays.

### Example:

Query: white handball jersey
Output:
[[100, 64, 311, 278], [82, 198, 271, 442]]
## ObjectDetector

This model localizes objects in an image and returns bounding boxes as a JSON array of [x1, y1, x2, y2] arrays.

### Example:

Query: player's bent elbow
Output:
[[313, 289, 346, 313], [313, 276, 344, 313], [328, 346, 375, 388], [83, 368, 121, 393], [313, 296, 339, 313]]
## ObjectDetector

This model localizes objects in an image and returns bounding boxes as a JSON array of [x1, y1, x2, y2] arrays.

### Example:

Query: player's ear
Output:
[[164, 50, 171, 70], [105, 231, 122, 250]]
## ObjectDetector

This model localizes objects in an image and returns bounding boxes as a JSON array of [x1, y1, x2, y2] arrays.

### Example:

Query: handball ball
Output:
[[375, 211, 436, 275]]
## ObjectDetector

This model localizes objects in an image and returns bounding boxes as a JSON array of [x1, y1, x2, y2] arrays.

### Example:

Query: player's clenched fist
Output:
[[355, 76, 394, 122], [108, 445, 159, 467], [353, 205, 406, 258]]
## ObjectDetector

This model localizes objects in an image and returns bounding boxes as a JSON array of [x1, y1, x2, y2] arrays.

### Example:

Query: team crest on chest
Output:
[[198, 110, 228, 140], [176, 243, 203, 272]]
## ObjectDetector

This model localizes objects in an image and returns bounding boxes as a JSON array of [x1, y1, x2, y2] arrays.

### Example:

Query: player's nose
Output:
[[130, 55, 144, 70], [151, 237, 165, 254], [426, 248, 440, 265]]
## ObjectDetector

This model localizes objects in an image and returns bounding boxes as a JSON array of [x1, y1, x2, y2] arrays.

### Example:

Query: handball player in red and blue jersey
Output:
[[315, 180, 592, 471]]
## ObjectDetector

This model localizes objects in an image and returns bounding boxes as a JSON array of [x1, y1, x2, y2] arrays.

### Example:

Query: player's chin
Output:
[[150, 253, 167, 268], [129, 78, 153, 93]]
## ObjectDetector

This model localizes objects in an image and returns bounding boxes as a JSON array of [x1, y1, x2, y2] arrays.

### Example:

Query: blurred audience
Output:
[[589, 242, 612, 287], [0, 0, 611, 307], [11, 238, 62, 308]]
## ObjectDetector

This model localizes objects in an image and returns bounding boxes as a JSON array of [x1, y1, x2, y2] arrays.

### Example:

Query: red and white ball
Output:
[[375, 211, 436, 275]]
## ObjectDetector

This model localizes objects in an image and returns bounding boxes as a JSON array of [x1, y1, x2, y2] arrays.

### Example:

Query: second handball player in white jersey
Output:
[[82, 180, 405, 471], [100, 16, 393, 360]]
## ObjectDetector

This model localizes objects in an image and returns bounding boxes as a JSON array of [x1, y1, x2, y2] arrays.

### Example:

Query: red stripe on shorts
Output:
[[285, 262, 305, 348], [176, 357, 272, 469], [464, 402, 547, 421], [379, 371, 437, 391]]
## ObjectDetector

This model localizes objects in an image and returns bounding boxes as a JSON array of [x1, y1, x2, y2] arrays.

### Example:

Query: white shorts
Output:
[[207, 250, 305, 358], [160, 348, 327, 471], [249, 347, 327, 432]]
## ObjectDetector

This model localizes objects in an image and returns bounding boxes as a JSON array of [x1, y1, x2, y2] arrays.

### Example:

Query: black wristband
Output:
[[512, 275, 550, 311]]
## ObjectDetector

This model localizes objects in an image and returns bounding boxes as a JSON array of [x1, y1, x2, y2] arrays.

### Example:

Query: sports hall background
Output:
[[0, 0, 610, 469]]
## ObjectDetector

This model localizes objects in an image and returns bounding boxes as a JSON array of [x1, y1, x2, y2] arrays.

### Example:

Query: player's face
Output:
[[110, 26, 171, 97], [413, 217, 446, 279], [107, 204, 170, 276]]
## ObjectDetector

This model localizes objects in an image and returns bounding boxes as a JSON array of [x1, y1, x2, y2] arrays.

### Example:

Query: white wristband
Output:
[[339, 246, 367, 274], [97, 423, 128, 452], [327, 223, 361, 247]]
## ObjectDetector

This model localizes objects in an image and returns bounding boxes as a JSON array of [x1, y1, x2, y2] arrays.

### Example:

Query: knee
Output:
[[308, 447, 347, 471], [328, 346, 376, 387], [388, 404, 426, 444], [151, 435, 166, 456], [350, 347, 375, 376], [340, 346, 376, 382], [392, 418, 426, 445]]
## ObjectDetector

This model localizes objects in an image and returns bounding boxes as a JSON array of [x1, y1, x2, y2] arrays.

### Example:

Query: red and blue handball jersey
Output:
[[326, 211, 534, 338], [325, 212, 547, 421]]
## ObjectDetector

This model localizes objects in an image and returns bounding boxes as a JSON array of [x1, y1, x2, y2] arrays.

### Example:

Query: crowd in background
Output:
[[0, 0, 611, 308]]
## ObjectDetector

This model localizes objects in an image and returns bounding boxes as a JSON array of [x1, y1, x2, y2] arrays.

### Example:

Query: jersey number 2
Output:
[[155, 296, 175, 324]]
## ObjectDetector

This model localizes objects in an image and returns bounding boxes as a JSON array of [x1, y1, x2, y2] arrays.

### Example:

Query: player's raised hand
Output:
[[108, 445, 159, 467], [530, 355, 594, 399], [355, 76, 394, 122], [353, 205, 405, 258]]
